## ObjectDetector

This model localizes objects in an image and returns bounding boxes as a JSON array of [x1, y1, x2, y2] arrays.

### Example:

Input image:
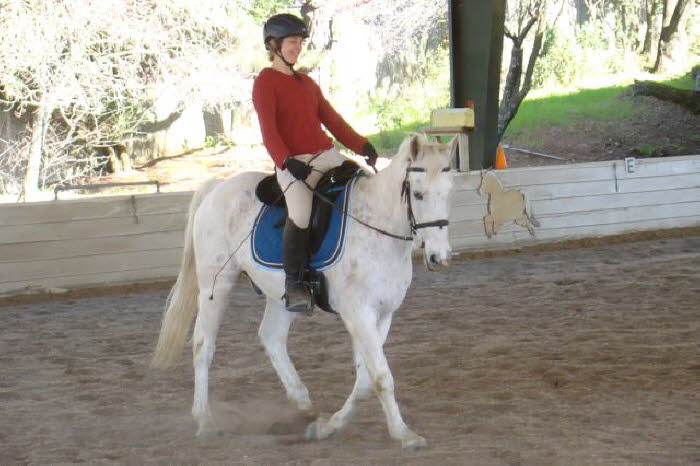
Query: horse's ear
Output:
[[409, 134, 420, 160]]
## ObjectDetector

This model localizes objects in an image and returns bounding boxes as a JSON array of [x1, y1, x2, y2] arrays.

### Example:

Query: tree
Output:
[[355, 0, 446, 55], [573, 0, 590, 25], [641, 0, 660, 55], [243, 0, 290, 22], [0, 0, 256, 200], [651, 0, 692, 72], [301, 0, 334, 51], [498, 0, 560, 140]]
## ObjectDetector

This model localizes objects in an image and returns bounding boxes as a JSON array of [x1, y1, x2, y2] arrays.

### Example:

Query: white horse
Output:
[[152, 133, 455, 451]]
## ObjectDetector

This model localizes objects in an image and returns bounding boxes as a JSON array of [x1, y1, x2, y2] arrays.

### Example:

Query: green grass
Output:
[[504, 84, 635, 140], [506, 65, 698, 141], [367, 120, 427, 151], [366, 64, 699, 150], [367, 82, 639, 150], [660, 69, 696, 90]]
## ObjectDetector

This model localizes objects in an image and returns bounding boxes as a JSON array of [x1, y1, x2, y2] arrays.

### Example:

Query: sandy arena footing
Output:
[[1, 234, 699, 464]]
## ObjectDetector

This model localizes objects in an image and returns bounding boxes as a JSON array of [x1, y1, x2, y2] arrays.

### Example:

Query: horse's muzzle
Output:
[[425, 252, 450, 272]]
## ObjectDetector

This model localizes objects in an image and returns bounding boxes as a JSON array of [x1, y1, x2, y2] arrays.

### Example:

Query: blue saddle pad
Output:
[[251, 177, 356, 270]]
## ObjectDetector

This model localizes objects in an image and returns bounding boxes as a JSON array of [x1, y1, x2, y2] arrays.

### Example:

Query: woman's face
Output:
[[279, 35, 304, 64]]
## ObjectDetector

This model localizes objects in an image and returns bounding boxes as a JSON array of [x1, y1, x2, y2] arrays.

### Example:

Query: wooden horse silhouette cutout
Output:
[[478, 171, 539, 237]]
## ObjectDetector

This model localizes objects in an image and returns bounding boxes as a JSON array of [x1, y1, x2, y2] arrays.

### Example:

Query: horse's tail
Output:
[[152, 178, 222, 369]]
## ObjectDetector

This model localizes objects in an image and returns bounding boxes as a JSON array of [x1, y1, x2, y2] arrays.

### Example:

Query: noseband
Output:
[[402, 165, 451, 235]]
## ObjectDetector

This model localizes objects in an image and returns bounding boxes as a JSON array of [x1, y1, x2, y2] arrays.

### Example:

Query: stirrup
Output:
[[284, 280, 314, 315]]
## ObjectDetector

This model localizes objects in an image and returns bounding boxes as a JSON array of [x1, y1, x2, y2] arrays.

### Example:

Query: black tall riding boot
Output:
[[282, 218, 314, 314]]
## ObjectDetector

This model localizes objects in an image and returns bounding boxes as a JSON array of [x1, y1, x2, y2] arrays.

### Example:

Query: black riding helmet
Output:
[[263, 14, 309, 50]]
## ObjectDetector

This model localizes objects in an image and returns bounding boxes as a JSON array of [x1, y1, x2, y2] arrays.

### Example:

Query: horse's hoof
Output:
[[305, 418, 331, 441], [401, 434, 427, 452]]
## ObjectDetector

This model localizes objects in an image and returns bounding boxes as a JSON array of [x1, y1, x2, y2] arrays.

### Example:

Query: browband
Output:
[[406, 167, 451, 173]]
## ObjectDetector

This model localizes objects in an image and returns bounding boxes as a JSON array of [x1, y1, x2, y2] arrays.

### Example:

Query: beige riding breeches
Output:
[[276, 147, 348, 229]]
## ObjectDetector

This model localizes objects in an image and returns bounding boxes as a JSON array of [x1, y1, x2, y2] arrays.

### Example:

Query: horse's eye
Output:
[[413, 191, 424, 200]]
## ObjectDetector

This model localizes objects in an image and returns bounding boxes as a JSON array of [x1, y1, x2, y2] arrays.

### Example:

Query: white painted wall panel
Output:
[[451, 215, 700, 252], [0, 212, 187, 244], [0, 193, 191, 295], [0, 248, 182, 283], [531, 188, 700, 216], [0, 230, 184, 263], [0, 192, 192, 226], [449, 203, 487, 220], [451, 203, 700, 240], [616, 173, 700, 192], [451, 190, 483, 207]]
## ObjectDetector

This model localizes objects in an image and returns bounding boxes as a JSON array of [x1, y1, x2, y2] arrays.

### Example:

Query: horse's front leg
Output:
[[307, 313, 395, 440], [483, 214, 494, 237], [258, 299, 313, 412], [306, 343, 372, 440], [337, 310, 426, 451]]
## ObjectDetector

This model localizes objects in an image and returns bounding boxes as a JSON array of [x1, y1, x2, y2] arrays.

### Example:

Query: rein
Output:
[[306, 163, 451, 242], [305, 174, 413, 242]]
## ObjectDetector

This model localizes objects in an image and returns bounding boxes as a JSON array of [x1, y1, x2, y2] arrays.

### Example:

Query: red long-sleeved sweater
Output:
[[252, 68, 367, 169]]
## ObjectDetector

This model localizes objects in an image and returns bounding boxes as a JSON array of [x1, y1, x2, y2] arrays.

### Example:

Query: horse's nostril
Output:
[[430, 254, 438, 264]]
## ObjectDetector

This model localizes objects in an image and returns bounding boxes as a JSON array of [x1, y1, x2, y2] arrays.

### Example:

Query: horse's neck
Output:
[[356, 154, 411, 231]]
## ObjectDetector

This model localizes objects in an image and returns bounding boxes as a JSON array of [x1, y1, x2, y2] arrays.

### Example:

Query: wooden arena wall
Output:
[[0, 155, 698, 295], [449, 155, 700, 251], [0, 192, 192, 295]]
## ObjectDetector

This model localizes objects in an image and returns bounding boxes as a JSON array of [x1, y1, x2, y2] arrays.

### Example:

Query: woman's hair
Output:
[[267, 38, 281, 61]]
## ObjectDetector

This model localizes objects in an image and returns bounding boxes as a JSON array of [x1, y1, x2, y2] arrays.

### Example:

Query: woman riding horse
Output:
[[252, 14, 378, 315]]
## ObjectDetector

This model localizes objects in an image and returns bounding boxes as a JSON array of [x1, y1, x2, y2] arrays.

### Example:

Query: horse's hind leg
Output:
[[191, 281, 233, 438], [258, 298, 312, 412], [515, 214, 535, 235]]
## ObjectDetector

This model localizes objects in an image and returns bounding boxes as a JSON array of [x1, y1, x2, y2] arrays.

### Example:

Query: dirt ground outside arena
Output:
[[1, 234, 699, 465]]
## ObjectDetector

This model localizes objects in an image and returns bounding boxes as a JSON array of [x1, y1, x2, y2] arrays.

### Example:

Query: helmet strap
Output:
[[272, 40, 301, 81]]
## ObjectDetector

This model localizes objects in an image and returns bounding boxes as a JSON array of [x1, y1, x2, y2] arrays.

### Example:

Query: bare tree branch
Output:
[[0, 0, 260, 197]]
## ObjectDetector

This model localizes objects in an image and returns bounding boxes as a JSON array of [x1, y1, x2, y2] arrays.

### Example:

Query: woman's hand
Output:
[[363, 142, 378, 171], [285, 157, 311, 180]]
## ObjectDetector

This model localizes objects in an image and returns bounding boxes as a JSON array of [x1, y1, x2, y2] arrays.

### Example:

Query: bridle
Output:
[[402, 165, 451, 237]]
